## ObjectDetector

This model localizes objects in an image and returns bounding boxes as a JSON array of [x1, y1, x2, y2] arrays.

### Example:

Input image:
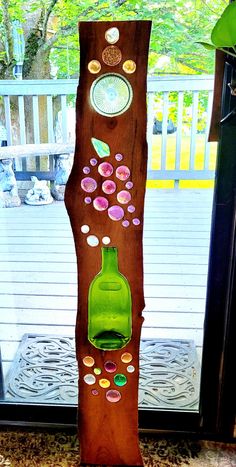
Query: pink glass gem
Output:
[[98, 162, 113, 177], [93, 196, 109, 211], [115, 153, 123, 162], [92, 389, 99, 395], [106, 389, 121, 403], [108, 205, 124, 221], [125, 181, 133, 190], [83, 166, 90, 174], [122, 220, 130, 228], [102, 180, 116, 194], [133, 218, 141, 226], [104, 361, 117, 373], [117, 190, 131, 204], [84, 197, 92, 204], [81, 177, 97, 193], [90, 158, 98, 166], [127, 205, 135, 213], [116, 165, 130, 181]]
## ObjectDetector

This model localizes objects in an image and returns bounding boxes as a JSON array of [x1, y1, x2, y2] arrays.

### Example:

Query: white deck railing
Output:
[[0, 75, 215, 185]]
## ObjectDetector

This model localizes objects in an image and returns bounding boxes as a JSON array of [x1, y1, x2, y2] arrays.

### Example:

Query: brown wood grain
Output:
[[208, 50, 226, 142], [65, 20, 151, 466]]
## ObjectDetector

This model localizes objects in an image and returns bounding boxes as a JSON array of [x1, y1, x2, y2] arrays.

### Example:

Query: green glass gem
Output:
[[114, 373, 127, 387], [91, 137, 110, 158]]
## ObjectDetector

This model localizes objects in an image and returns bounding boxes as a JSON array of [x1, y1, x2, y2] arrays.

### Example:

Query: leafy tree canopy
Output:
[[0, 0, 227, 79]]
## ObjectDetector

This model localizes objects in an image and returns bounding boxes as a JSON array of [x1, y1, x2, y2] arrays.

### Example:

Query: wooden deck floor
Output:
[[0, 189, 214, 379]]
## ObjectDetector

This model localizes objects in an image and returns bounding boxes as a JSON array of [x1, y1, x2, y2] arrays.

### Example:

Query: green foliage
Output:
[[211, 1, 236, 47], [198, 0, 236, 58], [0, 0, 228, 79]]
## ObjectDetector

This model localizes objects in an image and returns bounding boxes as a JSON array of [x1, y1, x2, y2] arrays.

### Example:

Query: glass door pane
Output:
[[0, 78, 217, 426]]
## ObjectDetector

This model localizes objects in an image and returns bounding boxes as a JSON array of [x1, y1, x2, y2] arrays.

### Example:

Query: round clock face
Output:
[[90, 73, 133, 117]]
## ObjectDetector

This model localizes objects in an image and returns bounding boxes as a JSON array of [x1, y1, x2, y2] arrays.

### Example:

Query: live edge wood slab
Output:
[[65, 21, 151, 466]]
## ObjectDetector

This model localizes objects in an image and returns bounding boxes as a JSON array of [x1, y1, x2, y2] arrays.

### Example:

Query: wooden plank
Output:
[[0, 252, 75, 262], [0, 235, 210, 247], [0, 252, 209, 264], [147, 92, 155, 171], [144, 254, 208, 264], [0, 215, 211, 226], [143, 238, 210, 246], [0, 309, 76, 325], [143, 311, 204, 329], [145, 212, 211, 219], [0, 271, 77, 284], [47, 95, 54, 143], [0, 308, 203, 329], [175, 91, 184, 170], [144, 217, 210, 225], [0, 244, 75, 254], [161, 92, 169, 169], [190, 91, 199, 170], [0, 262, 77, 272], [0, 187, 213, 396], [0, 282, 76, 295], [144, 245, 209, 254], [0, 261, 208, 275], [61, 95, 68, 141], [0, 282, 206, 299], [0, 229, 211, 240], [143, 232, 210, 239], [147, 169, 215, 180], [32, 95, 40, 143], [0, 294, 205, 313], [147, 75, 214, 93], [0, 324, 75, 341], [0, 79, 78, 96], [0, 271, 207, 286], [4, 95, 12, 145], [144, 273, 207, 286], [18, 96, 26, 144], [0, 75, 214, 96], [0, 142, 74, 159], [0, 243, 209, 255], [0, 295, 77, 309], [145, 297, 205, 312], [0, 236, 74, 245]]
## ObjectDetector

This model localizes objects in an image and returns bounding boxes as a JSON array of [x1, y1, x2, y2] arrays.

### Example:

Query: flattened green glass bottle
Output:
[[88, 247, 132, 350]]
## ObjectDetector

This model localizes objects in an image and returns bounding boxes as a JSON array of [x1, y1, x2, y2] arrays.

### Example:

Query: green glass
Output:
[[88, 247, 132, 350]]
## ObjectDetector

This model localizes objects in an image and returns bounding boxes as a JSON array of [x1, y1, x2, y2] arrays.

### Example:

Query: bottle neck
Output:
[[101, 247, 119, 274]]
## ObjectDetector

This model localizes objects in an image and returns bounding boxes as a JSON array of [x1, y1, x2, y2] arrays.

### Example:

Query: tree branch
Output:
[[1, 0, 14, 64], [42, 25, 75, 50], [42, 0, 59, 42]]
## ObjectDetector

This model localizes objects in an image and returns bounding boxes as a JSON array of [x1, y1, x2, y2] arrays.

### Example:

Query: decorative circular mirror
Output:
[[90, 73, 133, 117]]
